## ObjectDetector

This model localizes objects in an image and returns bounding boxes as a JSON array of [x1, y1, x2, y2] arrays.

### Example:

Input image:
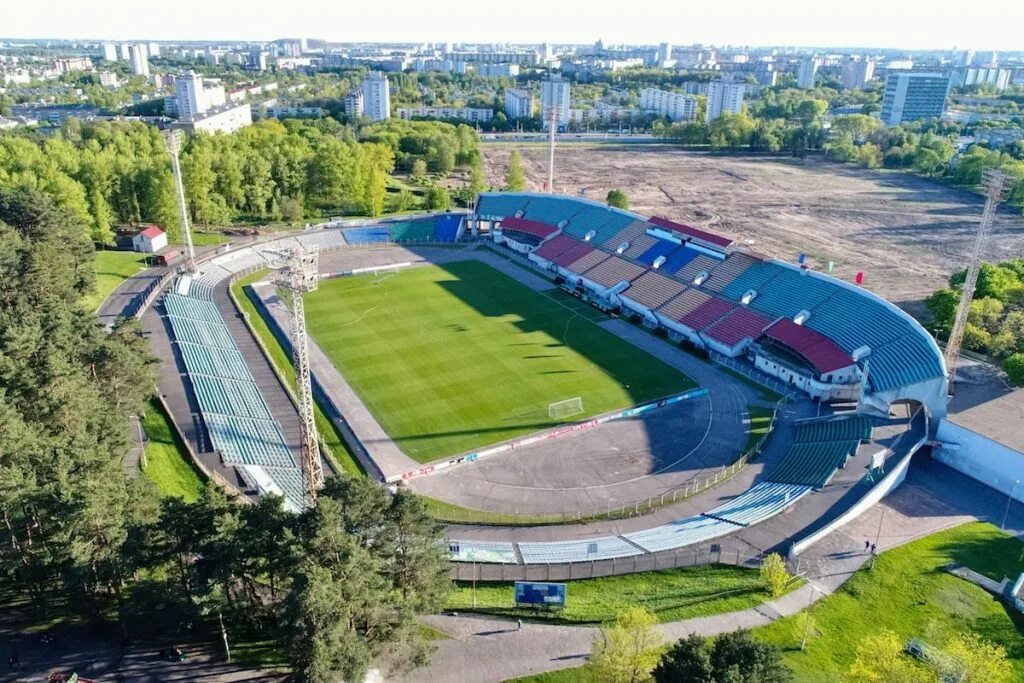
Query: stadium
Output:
[[139, 189, 950, 579]]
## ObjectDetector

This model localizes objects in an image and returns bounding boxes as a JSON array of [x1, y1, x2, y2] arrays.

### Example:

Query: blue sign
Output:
[[514, 581, 567, 608]]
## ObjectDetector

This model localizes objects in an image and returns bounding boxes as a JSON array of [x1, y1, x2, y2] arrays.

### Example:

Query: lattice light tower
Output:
[[546, 105, 559, 194], [272, 246, 324, 504], [944, 169, 1009, 392], [163, 129, 197, 274]]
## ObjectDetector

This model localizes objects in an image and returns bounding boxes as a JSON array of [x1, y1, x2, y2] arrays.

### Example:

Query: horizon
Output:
[[3, 0, 1024, 52]]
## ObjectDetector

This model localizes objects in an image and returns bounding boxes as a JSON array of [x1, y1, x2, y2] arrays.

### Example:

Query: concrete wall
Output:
[[935, 419, 1024, 502], [790, 434, 926, 558]]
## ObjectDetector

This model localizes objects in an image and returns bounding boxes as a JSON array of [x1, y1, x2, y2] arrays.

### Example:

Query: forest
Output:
[[0, 117, 482, 244]]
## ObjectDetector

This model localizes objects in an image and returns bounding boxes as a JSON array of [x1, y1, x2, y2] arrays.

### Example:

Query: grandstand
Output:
[[477, 191, 946, 414], [446, 413, 874, 564], [163, 287, 306, 511], [342, 215, 464, 245]]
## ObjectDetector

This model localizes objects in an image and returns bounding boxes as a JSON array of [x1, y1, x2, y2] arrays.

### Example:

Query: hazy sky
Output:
[[3, 0, 1023, 51]]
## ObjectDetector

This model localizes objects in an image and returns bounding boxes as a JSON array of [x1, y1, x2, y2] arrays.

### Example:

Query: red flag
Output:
[[855, 272, 864, 285]]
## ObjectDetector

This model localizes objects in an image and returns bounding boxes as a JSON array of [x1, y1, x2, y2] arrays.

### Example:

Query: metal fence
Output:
[[450, 544, 764, 582]]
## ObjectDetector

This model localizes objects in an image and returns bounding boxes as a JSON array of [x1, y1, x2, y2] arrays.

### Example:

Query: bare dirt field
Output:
[[481, 145, 1024, 313]]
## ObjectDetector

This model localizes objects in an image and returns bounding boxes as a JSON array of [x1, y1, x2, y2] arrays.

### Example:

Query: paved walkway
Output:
[[406, 456, 1024, 682]]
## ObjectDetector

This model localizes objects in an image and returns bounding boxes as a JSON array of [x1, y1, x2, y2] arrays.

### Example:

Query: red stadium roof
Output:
[[649, 216, 732, 248], [532, 234, 579, 261], [704, 307, 774, 347], [764, 318, 855, 374], [500, 216, 559, 239]]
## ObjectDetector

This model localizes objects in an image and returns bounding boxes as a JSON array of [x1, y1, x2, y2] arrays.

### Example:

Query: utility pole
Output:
[[944, 170, 1009, 392], [272, 246, 324, 505], [163, 129, 197, 275]]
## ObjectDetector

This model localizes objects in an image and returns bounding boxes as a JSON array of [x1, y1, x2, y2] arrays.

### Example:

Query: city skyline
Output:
[[3, 0, 1024, 51]]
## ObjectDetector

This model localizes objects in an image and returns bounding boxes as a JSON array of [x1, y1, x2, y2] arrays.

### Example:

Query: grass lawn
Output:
[[746, 406, 775, 452], [141, 398, 206, 502], [86, 249, 150, 311], [231, 272, 365, 477], [756, 522, 1024, 682], [304, 260, 695, 463], [508, 666, 604, 682], [446, 565, 788, 625]]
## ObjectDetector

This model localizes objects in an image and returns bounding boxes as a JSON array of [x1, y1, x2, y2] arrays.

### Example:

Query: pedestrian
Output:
[[516, 618, 522, 631], [864, 539, 870, 552], [870, 543, 877, 555]]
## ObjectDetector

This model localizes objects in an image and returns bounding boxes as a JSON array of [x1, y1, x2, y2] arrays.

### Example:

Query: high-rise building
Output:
[[361, 72, 391, 121], [119, 43, 130, 61], [704, 79, 745, 122], [958, 49, 974, 67], [102, 42, 118, 62], [881, 72, 951, 126], [504, 88, 534, 120], [540, 76, 571, 129], [952, 67, 1012, 91], [148, 42, 160, 58], [797, 57, 821, 88], [128, 43, 149, 76], [344, 91, 364, 118], [174, 72, 207, 121], [973, 51, 998, 68], [841, 57, 875, 90], [639, 88, 697, 121], [657, 42, 673, 66], [249, 48, 268, 71]]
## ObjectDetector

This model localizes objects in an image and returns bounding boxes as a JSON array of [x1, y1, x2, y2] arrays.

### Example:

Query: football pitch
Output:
[[304, 260, 696, 463]]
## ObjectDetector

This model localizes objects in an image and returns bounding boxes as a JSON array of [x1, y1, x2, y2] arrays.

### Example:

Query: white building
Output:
[[344, 90, 364, 118], [102, 42, 118, 62], [174, 72, 227, 122], [504, 89, 534, 120], [361, 72, 391, 121], [639, 88, 698, 122], [476, 63, 519, 78], [128, 44, 149, 77], [148, 42, 160, 58], [119, 43, 130, 61], [953, 67, 1012, 91], [797, 57, 821, 88], [99, 72, 119, 88], [841, 57, 874, 90], [657, 42, 673, 67], [540, 76, 571, 129], [132, 226, 167, 253], [704, 79, 745, 122], [881, 72, 951, 126], [397, 107, 493, 122], [175, 103, 252, 134]]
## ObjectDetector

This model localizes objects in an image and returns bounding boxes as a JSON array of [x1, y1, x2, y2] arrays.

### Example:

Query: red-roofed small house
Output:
[[132, 225, 168, 253]]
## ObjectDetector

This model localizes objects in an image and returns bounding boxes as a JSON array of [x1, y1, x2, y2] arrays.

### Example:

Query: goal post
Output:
[[549, 396, 584, 421]]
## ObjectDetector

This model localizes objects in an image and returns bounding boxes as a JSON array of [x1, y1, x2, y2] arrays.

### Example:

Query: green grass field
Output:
[[304, 260, 695, 463], [86, 249, 150, 311], [757, 522, 1024, 682], [141, 399, 206, 502], [446, 565, 790, 625]]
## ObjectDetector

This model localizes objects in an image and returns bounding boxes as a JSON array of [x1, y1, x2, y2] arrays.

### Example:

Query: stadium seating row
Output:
[[794, 415, 873, 443]]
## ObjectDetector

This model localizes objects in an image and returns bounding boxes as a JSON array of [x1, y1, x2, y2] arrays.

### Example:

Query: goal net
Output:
[[549, 397, 585, 421]]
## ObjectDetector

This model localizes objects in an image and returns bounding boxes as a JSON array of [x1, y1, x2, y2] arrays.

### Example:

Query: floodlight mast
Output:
[[944, 170, 1009, 393], [163, 129, 197, 275], [546, 106, 558, 194], [273, 246, 324, 505]]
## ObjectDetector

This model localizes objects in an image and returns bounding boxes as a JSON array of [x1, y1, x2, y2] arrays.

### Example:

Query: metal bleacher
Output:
[[703, 482, 812, 526], [164, 289, 304, 511], [518, 536, 642, 564], [623, 515, 741, 554]]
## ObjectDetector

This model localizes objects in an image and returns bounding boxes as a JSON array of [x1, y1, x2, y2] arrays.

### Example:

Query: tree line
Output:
[[0, 117, 482, 245], [0, 188, 449, 683], [926, 259, 1024, 383]]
